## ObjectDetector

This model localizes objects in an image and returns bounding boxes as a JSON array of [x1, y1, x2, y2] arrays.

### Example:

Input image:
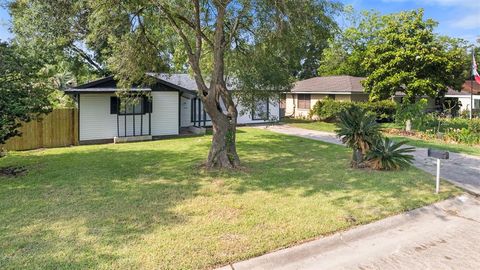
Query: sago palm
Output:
[[335, 106, 381, 167], [366, 138, 415, 170]]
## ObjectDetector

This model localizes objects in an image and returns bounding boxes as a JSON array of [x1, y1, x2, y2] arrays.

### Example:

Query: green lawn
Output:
[[0, 128, 460, 269], [388, 135, 480, 157], [283, 118, 337, 132], [283, 119, 480, 157]]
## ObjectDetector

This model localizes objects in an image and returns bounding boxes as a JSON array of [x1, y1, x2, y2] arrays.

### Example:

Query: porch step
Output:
[[113, 135, 153, 144]]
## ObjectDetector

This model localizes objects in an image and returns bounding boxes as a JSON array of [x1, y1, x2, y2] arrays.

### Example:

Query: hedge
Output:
[[309, 98, 397, 122]]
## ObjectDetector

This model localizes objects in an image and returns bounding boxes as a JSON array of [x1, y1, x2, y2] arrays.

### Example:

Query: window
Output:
[[297, 94, 311, 109], [475, 99, 480, 109], [252, 98, 269, 120], [110, 96, 152, 115]]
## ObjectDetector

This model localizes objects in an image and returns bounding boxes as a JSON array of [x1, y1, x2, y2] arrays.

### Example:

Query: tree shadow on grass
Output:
[[0, 130, 456, 268], [0, 146, 208, 268]]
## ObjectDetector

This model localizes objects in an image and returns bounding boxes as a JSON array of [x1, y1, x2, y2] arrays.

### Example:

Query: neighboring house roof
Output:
[[462, 80, 480, 94], [291, 76, 366, 94]]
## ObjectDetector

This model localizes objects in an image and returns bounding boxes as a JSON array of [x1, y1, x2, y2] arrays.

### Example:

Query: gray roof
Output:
[[148, 73, 200, 91], [149, 73, 238, 91], [292, 76, 366, 94]]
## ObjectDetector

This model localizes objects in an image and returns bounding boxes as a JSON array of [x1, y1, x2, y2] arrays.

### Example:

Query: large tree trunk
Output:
[[168, 0, 240, 169], [206, 113, 240, 169], [203, 85, 240, 169]]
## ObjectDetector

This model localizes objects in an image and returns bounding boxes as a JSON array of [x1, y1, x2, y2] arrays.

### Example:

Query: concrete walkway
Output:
[[218, 195, 480, 270], [263, 125, 480, 195]]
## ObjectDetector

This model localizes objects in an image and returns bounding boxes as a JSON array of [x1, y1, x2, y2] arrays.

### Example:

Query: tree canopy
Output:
[[318, 8, 383, 77], [362, 9, 466, 102], [0, 42, 52, 148]]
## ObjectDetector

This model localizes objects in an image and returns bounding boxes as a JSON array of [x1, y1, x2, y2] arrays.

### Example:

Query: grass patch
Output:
[[0, 128, 460, 269], [388, 135, 480, 157], [283, 118, 337, 132], [284, 119, 480, 157]]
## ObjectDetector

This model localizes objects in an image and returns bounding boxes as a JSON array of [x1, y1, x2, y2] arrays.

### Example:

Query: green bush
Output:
[[444, 128, 480, 145], [468, 119, 480, 134], [357, 100, 397, 122], [395, 99, 428, 130], [310, 98, 353, 122], [310, 99, 396, 122]]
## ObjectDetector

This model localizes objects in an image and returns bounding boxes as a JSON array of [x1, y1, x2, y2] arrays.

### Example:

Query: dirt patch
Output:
[[0, 166, 27, 177]]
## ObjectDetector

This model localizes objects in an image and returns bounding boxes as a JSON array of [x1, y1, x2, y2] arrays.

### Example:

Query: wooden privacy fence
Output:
[[2, 108, 78, 151]]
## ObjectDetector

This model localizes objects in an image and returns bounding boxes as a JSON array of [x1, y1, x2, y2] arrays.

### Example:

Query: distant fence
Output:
[[2, 108, 78, 151]]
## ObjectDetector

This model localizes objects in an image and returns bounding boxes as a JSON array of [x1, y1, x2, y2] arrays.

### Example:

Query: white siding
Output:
[[150, 91, 179, 135], [79, 94, 117, 141], [79, 92, 179, 141]]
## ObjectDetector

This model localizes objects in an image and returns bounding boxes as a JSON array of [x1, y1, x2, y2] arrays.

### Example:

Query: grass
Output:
[[387, 135, 480, 157], [283, 119, 480, 157], [0, 128, 460, 269], [283, 118, 337, 132]]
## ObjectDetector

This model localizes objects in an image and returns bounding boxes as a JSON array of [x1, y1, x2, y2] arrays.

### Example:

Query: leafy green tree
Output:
[[0, 42, 53, 152], [9, 0, 108, 75], [318, 8, 383, 77], [13, 0, 339, 168], [362, 9, 465, 103]]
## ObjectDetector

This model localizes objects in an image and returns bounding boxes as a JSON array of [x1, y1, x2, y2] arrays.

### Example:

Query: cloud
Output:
[[450, 14, 480, 30]]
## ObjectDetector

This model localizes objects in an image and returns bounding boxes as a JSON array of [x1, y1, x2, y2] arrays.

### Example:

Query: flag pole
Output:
[[471, 48, 474, 119]]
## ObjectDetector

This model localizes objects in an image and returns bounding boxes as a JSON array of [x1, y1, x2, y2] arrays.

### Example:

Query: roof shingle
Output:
[[291, 76, 366, 93]]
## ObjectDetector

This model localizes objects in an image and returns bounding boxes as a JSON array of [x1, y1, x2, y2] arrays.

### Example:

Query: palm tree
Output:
[[335, 106, 381, 167], [366, 138, 415, 170]]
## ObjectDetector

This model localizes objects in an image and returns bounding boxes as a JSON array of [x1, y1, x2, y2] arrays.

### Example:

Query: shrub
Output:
[[366, 138, 415, 170], [310, 98, 353, 122], [395, 99, 428, 130], [310, 99, 396, 122], [335, 106, 382, 167], [468, 119, 480, 134], [444, 128, 480, 145], [357, 100, 397, 122]]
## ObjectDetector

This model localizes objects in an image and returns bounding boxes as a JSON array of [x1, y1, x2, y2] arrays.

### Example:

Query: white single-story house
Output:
[[444, 80, 480, 114], [285, 76, 370, 118], [65, 73, 279, 144]]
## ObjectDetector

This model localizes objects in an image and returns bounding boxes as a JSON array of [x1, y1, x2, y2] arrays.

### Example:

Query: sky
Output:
[[339, 0, 479, 44], [0, 1, 478, 44]]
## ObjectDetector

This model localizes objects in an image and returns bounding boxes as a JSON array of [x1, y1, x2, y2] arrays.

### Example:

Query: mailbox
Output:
[[428, 149, 449, 160], [427, 148, 449, 194]]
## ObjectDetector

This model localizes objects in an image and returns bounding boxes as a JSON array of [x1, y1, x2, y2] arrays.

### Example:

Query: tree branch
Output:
[[69, 44, 106, 74]]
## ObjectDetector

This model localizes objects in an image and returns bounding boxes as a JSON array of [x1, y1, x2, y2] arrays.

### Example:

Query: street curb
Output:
[[216, 194, 478, 270]]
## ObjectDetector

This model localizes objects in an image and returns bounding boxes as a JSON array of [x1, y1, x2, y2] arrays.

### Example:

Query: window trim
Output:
[[111, 96, 152, 115], [252, 98, 270, 120], [297, 94, 311, 110]]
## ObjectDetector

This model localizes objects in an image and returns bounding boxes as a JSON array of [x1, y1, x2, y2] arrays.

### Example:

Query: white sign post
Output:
[[435, 159, 441, 194]]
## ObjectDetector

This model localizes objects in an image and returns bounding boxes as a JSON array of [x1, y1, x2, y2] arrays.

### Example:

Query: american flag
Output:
[[473, 52, 480, 85]]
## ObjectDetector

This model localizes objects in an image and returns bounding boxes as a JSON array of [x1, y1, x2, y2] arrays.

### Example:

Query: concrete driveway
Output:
[[262, 125, 480, 195], [218, 195, 480, 270]]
